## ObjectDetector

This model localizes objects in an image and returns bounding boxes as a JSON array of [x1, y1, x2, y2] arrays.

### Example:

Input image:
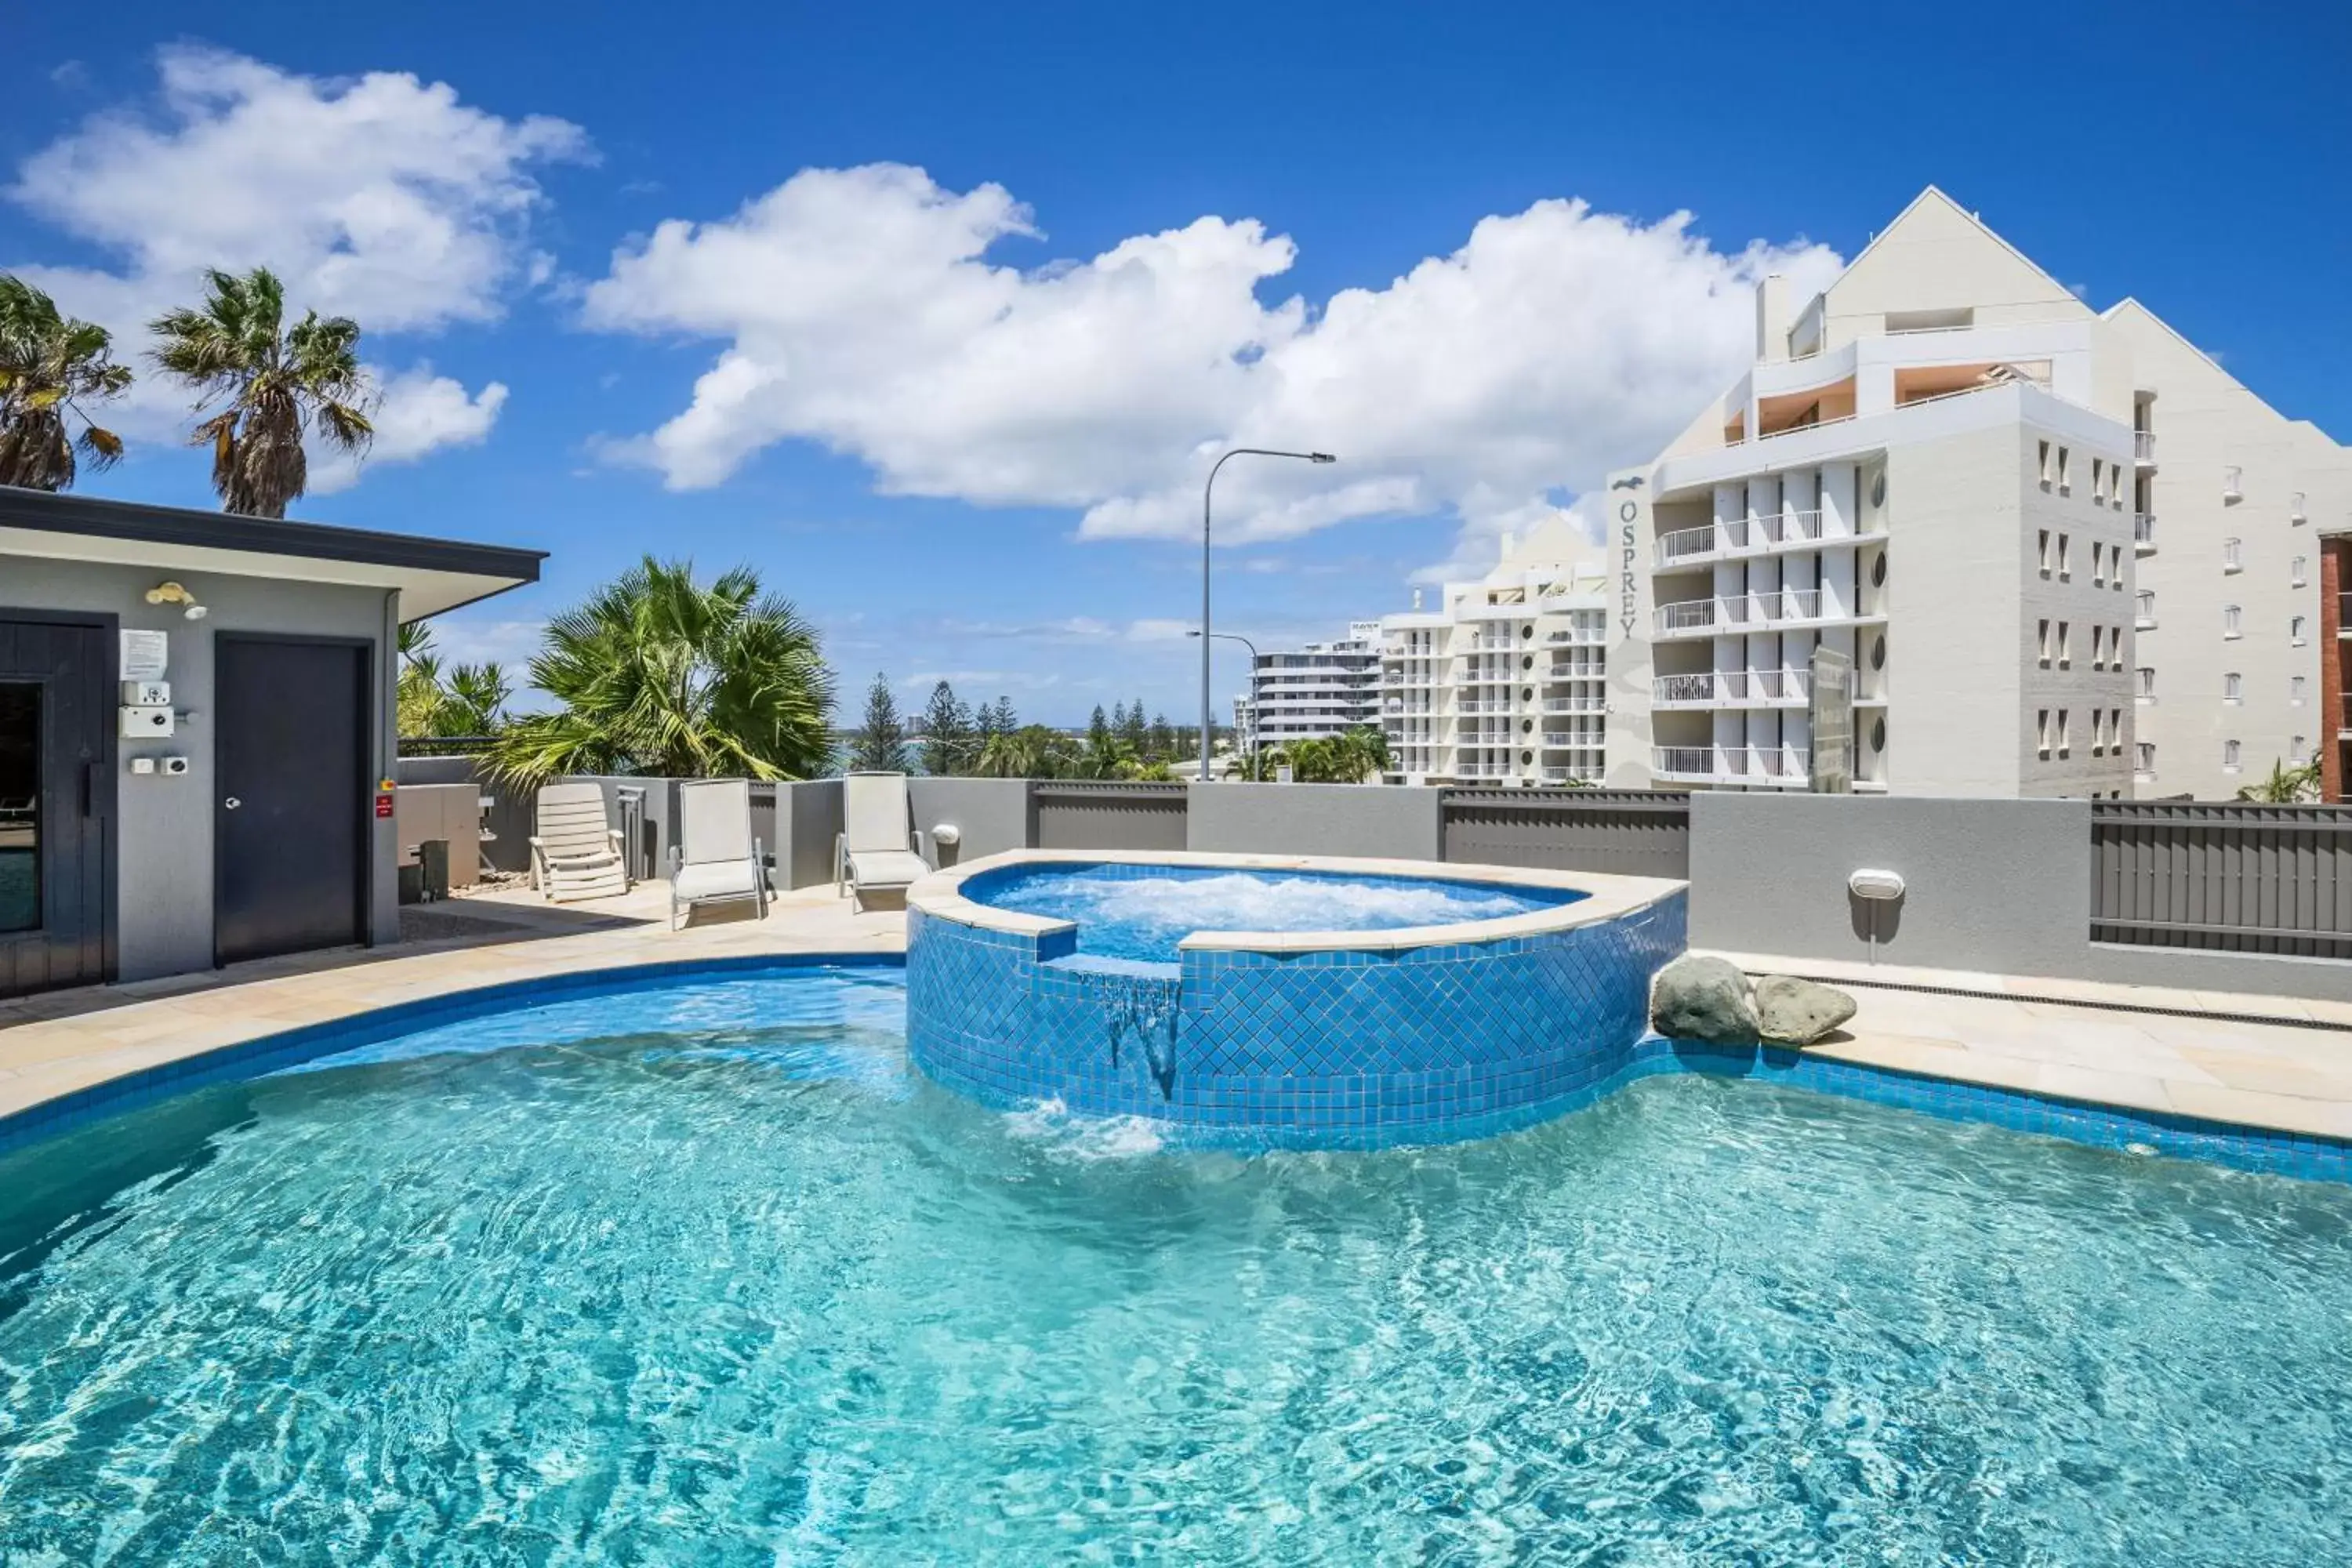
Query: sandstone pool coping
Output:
[[909, 848, 1687, 956]]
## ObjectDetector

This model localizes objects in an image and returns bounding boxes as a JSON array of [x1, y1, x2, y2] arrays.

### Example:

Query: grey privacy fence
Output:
[[1032, 782, 1189, 851], [1440, 789, 1691, 879], [2091, 800, 2352, 956]]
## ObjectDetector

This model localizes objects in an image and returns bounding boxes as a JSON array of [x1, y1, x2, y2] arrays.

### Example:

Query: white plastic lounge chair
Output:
[[837, 771, 927, 909], [670, 779, 769, 930], [530, 782, 629, 903]]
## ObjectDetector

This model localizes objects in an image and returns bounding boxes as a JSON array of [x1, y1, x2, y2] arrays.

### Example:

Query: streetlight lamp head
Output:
[[1308, 452, 1338, 464]]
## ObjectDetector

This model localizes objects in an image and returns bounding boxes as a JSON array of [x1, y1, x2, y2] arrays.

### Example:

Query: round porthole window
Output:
[[1521, 751, 1534, 767], [1521, 717, 1534, 734], [1521, 623, 1535, 640], [1522, 654, 1534, 671], [1871, 471, 1887, 509], [1871, 635, 1886, 670], [1871, 717, 1887, 751], [1871, 554, 1888, 588], [1523, 688, 1535, 703]]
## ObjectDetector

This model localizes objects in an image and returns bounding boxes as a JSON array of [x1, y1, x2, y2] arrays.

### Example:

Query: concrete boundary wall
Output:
[[1187, 782, 1443, 861]]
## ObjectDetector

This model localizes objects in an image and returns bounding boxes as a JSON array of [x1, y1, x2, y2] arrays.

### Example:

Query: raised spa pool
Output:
[[2, 963, 2348, 1564], [909, 852, 1686, 1146], [960, 862, 1584, 961]]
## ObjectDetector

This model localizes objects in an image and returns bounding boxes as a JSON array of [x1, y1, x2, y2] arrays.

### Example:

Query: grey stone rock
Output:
[[1650, 955, 1759, 1044], [1755, 974, 1858, 1046]]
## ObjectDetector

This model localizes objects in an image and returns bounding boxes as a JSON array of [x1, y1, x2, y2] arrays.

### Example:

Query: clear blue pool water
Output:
[[2, 967, 2350, 1565], [961, 862, 1581, 961]]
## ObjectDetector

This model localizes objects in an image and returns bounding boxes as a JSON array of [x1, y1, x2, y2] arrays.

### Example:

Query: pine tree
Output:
[[1148, 712, 1175, 761], [1118, 698, 1149, 755], [973, 694, 1007, 751], [848, 671, 909, 772], [919, 680, 972, 775], [1087, 703, 1113, 753], [990, 695, 1018, 735]]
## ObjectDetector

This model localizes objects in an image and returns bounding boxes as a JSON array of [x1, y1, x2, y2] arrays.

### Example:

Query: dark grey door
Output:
[[216, 637, 370, 965], [0, 615, 114, 996]]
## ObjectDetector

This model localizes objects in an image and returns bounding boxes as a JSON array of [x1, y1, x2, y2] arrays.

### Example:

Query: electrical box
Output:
[[161, 755, 190, 776], [129, 757, 157, 776], [121, 705, 175, 739], [122, 680, 171, 706]]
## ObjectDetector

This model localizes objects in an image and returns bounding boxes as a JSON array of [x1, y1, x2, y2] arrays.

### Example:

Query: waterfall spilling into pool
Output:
[[906, 852, 1687, 1148]]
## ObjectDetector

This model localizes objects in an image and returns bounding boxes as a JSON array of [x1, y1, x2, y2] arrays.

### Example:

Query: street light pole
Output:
[[1188, 629, 1260, 776], [1201, 448, 1334, 782]]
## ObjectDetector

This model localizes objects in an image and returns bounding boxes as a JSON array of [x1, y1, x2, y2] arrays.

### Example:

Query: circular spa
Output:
[[905, 851, 1689, 1146]]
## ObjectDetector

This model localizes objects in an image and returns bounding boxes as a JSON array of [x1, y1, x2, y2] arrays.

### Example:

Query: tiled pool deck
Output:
[[2, 880, 2349, 1152]]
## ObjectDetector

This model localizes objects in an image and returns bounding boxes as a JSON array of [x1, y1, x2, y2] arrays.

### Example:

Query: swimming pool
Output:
[[2, 964, 2347, 1563], [960, 861, 1583, 961]]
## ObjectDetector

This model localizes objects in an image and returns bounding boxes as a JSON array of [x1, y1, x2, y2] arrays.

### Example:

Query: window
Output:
[[2224, 739, 2241, 771], [2224, 672, 2243, 703], [2057, 621, 2071, 667], [2037, 618, 2052, 666], [2292, 555, 2309, 587], [2293, 674, 2309, 705], [2056, 709, 2070, 757], [2136, 741, 2156, 774], [2057, 446, 2073, 495], [2057, 534, 2072, 579], [2111, 710, 2125, 751], [2038, 528, 2053, 576], [2036, 708, 2053, 758], [2223, 537, 2243, 572], [2137, 590, 2156, 626], [2092, 542, 2107, 586], [2223, 464, 2244, 501], [2292, 615, 2309, 646], [2092, 457, 2106, 504], [2136, 666, 2156, 699], [2038, 441, 2054, 489], [2223, 604, 2242, 638], [2090, 625, 2106, 669], [2292, 735, 2310, 765]]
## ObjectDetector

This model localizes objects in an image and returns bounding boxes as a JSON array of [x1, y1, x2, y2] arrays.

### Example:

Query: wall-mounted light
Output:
[[144, 581, 208, 620]]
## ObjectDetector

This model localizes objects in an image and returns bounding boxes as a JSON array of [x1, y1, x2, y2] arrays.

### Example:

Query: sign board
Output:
[[121, 629, 169, 681], [1809, 646, 1854, 793]]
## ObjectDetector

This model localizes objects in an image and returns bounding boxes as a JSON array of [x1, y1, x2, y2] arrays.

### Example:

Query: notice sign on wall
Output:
[[1810, 646, 1853, 793], [120, 629, 169, 681]]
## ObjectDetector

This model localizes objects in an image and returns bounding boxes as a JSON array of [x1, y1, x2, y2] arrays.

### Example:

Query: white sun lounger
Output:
[[530, 782, 629, 903], [670, 779, 769, 930], [837, 771, 927, 909]]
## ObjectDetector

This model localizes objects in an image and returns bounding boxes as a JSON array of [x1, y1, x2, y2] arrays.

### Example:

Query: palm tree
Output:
[[2237, 757, 2321, 804], [396, 622, 448, 739], [0, 274, 132, 491], [483, 557, 833, 786], [148, 267, 373, 517], [977, 724, 1072, 780], [441, 663, 514, 735]]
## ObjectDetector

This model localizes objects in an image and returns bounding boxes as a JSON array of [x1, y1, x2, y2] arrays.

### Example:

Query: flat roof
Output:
[[0, 485, 546, 620]]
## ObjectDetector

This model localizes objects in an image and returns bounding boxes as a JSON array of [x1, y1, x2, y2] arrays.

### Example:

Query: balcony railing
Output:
[[1544, 627, 1606, 644], [1656, 524, 1719, 564], [1651, 744, 1813, 782], [1651, 668, 1817, 706], [1542, 697, 1604, 714], [1541, 732, 1598, 749], [1653, 589, 1846, 635], [1653, 510, 1860, 568], [2134, 430, 2157, 463], [2133, 512, 2156, 552]]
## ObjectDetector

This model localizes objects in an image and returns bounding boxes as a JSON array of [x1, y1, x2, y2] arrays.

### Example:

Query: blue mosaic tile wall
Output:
[[905, 892, 1689, 1149]]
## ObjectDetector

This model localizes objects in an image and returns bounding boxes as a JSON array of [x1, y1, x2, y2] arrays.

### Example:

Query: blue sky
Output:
[[4, 2, 2347, 726]]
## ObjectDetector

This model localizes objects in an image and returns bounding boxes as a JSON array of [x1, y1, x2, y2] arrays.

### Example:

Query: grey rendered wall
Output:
[[5, 559, 397, 981], [909, 778, 1030, 869], [778, 779, 845, 890], [1688, 793, 2352, 1003], [1186, 782, 1443, 860]]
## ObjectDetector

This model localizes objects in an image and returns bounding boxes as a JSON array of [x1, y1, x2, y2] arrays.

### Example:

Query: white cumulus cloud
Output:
[[308, 368, 509, 494], [583, 164, 1842, 568], [5, 45, 587, 490]]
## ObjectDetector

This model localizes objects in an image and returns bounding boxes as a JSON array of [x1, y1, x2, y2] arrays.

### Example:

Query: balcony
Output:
[[1544, 627, 1606, 645], [1651, 510, 1860, 569], [2133, 512, 2157, 554], [1650, 744, 1813, 786], [2136, 595, 2158, 631], [1546, 662, 1602, 681], [1652, 588, 1871, 638], [1650, 668, 1821, 708], [1541, 696, 1604, 714], [2134, 430, 2157, 466], [1541, 731, 1598, 748]]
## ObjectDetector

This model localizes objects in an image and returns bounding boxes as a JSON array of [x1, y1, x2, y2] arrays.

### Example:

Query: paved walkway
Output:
[[2, 887, 2347, 1144]]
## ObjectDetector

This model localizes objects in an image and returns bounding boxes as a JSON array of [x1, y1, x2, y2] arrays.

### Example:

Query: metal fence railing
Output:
[[1439, 788, 1690, 880], [2091, 800, 2352, 957], [1032, 781, 1189, 852]]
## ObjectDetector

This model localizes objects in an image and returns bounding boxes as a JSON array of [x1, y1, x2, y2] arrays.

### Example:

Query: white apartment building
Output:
[[1233, 621, 1384, 750], [1604, 187, 2352, 799], [1379, 520, 1610, 786]]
